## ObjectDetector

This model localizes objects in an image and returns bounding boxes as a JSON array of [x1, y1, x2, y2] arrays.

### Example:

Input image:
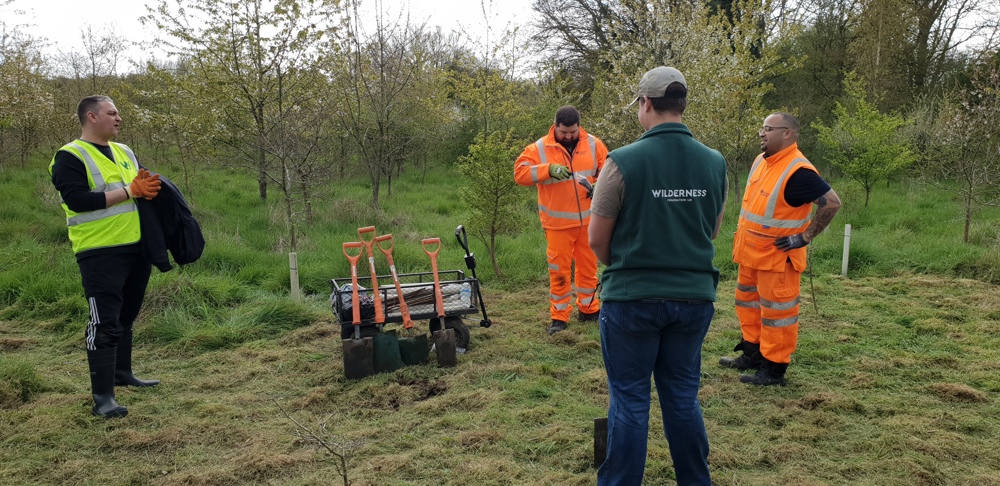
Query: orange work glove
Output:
[[125, 169, 162, 199]]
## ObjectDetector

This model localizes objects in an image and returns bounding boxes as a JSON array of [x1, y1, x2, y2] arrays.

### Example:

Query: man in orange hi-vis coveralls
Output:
[[515, 106, 608, 335], [722, 112, 841, 385]]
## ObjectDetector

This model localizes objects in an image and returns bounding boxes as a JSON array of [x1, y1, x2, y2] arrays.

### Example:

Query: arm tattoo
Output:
[[805, 207, 837, 241]]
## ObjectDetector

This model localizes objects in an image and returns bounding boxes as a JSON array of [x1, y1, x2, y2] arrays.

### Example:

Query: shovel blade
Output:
[[432, 328, 457, 367], [398, 333, 429, 366], [342, 337, 374, 379], [373, 330, 404, 373]]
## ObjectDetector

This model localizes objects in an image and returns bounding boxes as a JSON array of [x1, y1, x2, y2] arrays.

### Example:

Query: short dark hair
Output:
[[77, 95, 113, 125], [645, 82, 687, 115], [554, 106, 580, 127], [772, 112, 800, 131]]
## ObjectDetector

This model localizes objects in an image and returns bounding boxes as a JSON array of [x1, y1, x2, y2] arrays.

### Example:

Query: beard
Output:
[[558, 138, 578, 154]]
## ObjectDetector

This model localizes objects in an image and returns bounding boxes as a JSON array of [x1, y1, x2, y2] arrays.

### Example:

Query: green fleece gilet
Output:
[[600, 123, 727, 302]]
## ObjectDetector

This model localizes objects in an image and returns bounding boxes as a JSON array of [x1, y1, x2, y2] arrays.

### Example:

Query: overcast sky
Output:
[[6, 0, 535, 71]]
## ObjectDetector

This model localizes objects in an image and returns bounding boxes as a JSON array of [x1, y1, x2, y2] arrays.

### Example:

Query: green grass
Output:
[[1, 159, 998, 485]]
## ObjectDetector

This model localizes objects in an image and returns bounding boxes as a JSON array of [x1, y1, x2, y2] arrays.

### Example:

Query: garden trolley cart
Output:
[[329, 269, 481, 354]]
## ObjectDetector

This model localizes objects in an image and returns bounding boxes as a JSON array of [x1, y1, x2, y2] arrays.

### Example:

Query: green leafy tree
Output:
[[325, 0, 433, 210], [813, 72, 916, 207], [458, 130, 526, 278], [0, 24, 52, 167], [590, 0, 792, 194], [918, 51, 1000, 242], [144, 0, 339, 201]]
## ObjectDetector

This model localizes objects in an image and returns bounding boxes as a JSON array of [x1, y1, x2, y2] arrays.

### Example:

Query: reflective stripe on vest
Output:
[[539, 204, 591, 220], [739, 157, 812, 229], [536, 136, 597, 185]]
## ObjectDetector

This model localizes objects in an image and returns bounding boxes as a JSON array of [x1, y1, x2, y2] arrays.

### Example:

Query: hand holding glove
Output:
[[548, 164, 571, 180], [774, 233, 808, 252], [126, 169, 162, 200]]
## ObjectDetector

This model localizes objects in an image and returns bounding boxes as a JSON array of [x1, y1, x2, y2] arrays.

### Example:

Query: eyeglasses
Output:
[[760, 126, 789, 134]]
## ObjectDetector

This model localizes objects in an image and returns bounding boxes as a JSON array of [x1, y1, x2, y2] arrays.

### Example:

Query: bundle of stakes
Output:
[[381, 287, 435, 314]]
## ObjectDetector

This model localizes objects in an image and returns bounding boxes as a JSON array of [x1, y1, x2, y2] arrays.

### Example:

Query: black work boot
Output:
[[88, 348, 128, 418], [547, 320, 568, 335], [578, 310, 600, 322], [739, 358, 788, 386], [115, 330, 160, 387], [719, 339, 763, 370]]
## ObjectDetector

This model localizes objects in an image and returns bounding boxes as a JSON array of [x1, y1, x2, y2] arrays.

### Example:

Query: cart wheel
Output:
[[430, 316, 470, 351]]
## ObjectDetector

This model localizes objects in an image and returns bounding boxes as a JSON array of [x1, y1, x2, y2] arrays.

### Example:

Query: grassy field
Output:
[[1, 157, 999, 485]]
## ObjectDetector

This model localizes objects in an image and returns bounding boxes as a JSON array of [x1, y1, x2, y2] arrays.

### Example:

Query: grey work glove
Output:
[[548, 164, 571, 180], [774, 233, 808, 252]]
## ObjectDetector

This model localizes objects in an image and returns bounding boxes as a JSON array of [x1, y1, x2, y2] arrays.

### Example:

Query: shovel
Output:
[[455, 225, 492, 328], [360, 226, 402, 374], [342, 242, 374, 380], [422, 237, 457, 367], [376, 233, 428, 365]]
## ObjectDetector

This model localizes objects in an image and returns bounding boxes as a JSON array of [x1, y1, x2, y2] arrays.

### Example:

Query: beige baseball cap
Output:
[[628, 66, 688, 106]]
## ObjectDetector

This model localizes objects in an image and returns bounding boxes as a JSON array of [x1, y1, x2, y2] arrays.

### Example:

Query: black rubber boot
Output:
[[739, 358, 788, 386], [115, 330, 160, 387], [88, 348, 128, 418], [547, 320, 568, 335], [719, 339, 763, 370]]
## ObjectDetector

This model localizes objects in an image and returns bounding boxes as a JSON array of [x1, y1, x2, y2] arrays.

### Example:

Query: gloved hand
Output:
[[126, 169, 162, 200], [774, 233, 808, 252], [548, 164, 571, 180]]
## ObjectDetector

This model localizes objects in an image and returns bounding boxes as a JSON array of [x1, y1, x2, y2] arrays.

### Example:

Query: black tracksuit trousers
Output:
[[77, 251, 152, 350]]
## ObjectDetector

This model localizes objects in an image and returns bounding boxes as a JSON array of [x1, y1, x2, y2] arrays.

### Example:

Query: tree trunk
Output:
[[963, 192, 972, 243], [370, 176, 381, 211], [488, 232, 504, 278], [301, 178, 314, 226]]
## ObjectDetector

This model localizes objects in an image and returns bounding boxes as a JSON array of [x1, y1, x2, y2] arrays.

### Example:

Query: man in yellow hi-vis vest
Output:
[[49, 96, 163, 418]]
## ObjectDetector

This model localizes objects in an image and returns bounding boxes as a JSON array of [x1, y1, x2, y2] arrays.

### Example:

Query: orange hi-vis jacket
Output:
[[733, 143, 817, 273], [514, 126, 607, 230]]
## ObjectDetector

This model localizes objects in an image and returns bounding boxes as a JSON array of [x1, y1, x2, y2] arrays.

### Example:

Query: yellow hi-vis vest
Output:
[[48, 140, 141, 254]]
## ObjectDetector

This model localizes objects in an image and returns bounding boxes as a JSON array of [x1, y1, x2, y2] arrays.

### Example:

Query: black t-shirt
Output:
[[50, 142, 142, 259], [783, 168, 831, 207]]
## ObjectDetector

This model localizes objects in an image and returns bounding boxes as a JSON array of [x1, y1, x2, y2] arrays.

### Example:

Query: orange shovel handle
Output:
[[375, 234, 414, 330], [342, 242, 364, 326], [421, 238, 445, 319], [358, 226, 384, 325]]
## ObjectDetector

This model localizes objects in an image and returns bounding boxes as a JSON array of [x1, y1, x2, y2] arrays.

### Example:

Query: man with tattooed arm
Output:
[[721, 112, 842, 386]]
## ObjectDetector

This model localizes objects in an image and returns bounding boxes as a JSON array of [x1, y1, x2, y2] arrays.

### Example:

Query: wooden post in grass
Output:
[[594, 417, 608, 468], [290, 252, 301, 299], [841, 224, 852, 278]]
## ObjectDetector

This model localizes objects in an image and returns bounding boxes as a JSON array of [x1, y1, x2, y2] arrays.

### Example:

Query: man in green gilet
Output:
[[589, 67, 727, 485], [49, 96, 163, 418]]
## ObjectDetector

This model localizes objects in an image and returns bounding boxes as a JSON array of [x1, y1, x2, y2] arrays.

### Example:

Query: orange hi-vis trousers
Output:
[[734, 264, 801, 364], [545, 226, 601, 322]]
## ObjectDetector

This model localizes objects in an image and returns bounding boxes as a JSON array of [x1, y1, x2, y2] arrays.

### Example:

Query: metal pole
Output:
[[841, 224, 852, 278]]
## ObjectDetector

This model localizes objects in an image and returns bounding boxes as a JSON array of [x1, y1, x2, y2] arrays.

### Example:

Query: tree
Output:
[[144, 0, 340, 201], [589, 0, 791, 194], [918, 51, 1000, 242], [813, 72, 917, 207], [458, 130, 527, 278], [325, 0, 429, 210], [114, 59, 220, 196], [0, 23, 52, 167]]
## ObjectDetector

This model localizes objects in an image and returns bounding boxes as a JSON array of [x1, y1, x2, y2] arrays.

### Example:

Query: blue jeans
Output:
[[598, 299, 714, 486]]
